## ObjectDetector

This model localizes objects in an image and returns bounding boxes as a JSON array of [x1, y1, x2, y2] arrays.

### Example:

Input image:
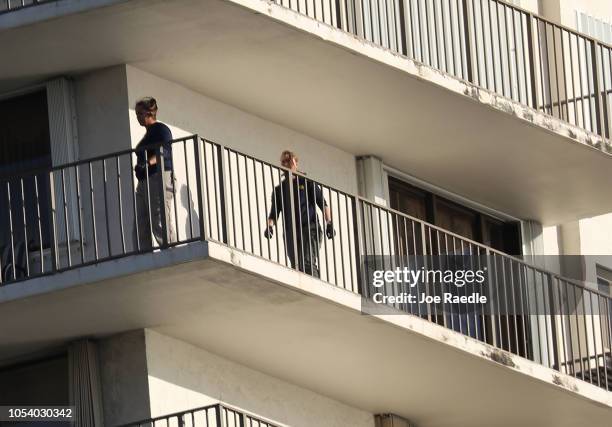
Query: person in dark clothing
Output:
[[133, 97, 176, 250], [264, 150, 334, 278]]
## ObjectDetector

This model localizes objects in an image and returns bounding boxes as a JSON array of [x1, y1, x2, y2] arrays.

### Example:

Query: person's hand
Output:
[[325, 222, 335, 239], [264, 225, 274, 239]]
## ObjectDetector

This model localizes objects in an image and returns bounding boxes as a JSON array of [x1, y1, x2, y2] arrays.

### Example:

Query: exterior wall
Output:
[[74, 65, 132, 159], [124, 65, 358, 195], [98, 330, 151, 426], [577, 214, 612, 288], [559, 0, 611, 30], [544, 215, 612, 288], [518, 0, 540, 14], [144, 329, 375, 427], [540, 0, 611, 30]]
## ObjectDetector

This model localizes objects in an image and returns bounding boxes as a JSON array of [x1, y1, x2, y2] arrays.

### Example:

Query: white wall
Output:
[[125, 65, 358, 195], [540, 0, 611, 30], [543, 214, 612, 287], [559, 0, 611, 30], [74, 65, 131, 158], [145, 329, 374, 427]]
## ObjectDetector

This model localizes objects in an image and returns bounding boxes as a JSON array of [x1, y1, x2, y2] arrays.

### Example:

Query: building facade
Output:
[[0, 1, 611, 426]]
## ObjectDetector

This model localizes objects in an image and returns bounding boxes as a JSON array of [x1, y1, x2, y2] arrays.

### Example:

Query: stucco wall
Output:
[[74, 65, 131, 158], [124, 65, 358, 195], [540, 0, 611, 30], [98, 330, 151, 426], [144, 329, 374, 427]]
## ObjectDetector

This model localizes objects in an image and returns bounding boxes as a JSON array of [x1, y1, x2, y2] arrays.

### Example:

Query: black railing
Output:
[[119, 403, 280, 427], [0, 136, 610, 392], [272, 0, 612, 140], [0, 0, 55, 14]]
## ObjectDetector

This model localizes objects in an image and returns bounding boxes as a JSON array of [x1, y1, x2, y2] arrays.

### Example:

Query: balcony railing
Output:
[[272, 0, 612, 141], [0, 136, 610, 392], [119, 403, 280, 427], [0, 0, 55, 14]]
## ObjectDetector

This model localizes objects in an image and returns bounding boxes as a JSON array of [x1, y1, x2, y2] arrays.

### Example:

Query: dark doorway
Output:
[[0, 90, 53, 280], [0, 354, 70, 427]]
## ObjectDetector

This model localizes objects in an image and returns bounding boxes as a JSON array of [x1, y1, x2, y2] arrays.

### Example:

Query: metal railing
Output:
[[0, 135, 610, 391], [272, 0, 612, 140], [0, 0, 55, 14], [119, 403, 280, 427]]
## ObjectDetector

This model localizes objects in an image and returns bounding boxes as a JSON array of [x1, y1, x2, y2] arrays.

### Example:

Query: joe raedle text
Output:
[[369, 266, 489, 306]]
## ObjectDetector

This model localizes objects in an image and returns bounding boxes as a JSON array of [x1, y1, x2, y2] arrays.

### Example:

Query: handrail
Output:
[[118, 402, 281, 427], [357, 195, 611, 299], [0, 0, 57, 15]]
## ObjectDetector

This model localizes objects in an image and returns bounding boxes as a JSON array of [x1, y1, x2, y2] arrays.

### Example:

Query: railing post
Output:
[[525, 13, 542, 110], [486, 248, 498, 348], [591, 40, 608, 138], [287, 170, 299, 272], [547, 273, 560, 370], [460, 0, 476, 83], [157, 146, 169, 248], [215, 404, 226, 427], [216, 145, 229, 244], [352, 197, 365, 296], [192, 136, 207, 241], [334, 0, 342, 30], [48, 170, 59, 271], [397, 0, 408, 56]]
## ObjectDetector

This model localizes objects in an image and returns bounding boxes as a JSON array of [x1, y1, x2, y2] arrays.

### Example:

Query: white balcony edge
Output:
[[206, 240, 612, 408], [227, 0, 612, 157], [0, 0, 129, 30]]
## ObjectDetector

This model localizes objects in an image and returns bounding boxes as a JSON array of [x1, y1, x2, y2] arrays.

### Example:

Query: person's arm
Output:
[[314, 184, 332, 222], [314, 183, 335, 238], [267, 186, 283, 225], [264, 186, 281, 238]]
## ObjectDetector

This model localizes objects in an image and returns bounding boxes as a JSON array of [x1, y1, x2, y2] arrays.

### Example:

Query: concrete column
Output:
[[356, 155, 388, 206], [98, 330, 151, 426], [375, 413, 414, 427]]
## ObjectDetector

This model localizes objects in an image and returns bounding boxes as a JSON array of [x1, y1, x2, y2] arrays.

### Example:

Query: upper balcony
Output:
[[0, 135, 609, 426], [1, 0, 612, 225]]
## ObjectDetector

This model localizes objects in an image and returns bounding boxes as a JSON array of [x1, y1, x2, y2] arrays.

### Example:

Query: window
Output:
[[596, 265, 612, 295], [576, 10, 612, 44], [0, 90, 53, 263], [388, 177, 521, 254]]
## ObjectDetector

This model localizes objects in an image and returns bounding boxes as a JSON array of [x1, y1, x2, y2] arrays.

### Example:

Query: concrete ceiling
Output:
[[0, 243, 610, 427], [1, 0, 611, 224]]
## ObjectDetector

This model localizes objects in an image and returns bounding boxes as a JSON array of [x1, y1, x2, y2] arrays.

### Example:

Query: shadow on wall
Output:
[[180, 184, 199, 239]]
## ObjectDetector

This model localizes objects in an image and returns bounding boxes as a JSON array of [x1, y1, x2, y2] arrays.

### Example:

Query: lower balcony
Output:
[[0, 136, 610, 426], [120, 403, 281, 427]]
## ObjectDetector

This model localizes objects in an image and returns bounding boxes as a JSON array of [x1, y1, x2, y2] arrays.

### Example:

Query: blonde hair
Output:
[[280, 150, 298, 168]]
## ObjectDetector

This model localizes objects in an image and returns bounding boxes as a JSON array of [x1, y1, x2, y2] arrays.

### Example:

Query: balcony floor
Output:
[[0, 240, 610, 427]]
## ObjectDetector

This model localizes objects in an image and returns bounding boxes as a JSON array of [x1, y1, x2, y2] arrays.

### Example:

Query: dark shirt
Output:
[[268, 174, 327, 233], [134, 122, 173, 181]]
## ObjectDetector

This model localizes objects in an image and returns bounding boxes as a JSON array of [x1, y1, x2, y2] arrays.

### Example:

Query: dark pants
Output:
[[286, 223, 323, 278]]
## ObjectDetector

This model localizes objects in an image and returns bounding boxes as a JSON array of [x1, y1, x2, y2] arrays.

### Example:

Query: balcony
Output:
[[0, 134, 610, 392]]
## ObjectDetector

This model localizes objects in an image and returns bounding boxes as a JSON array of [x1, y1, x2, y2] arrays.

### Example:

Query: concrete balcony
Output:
[[0, 137, 610, 427], [1, 0, 612, 225]]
